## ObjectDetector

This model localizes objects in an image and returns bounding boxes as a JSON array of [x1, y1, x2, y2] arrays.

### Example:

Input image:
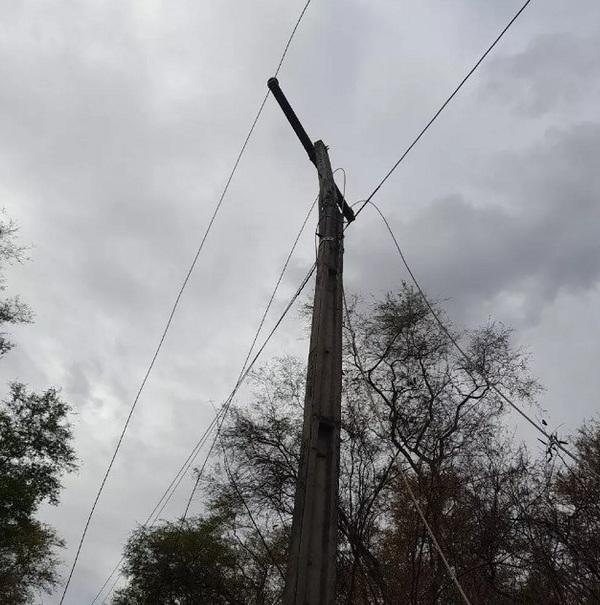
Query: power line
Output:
[[179, 184, 321, 577], [99, 573, 121, 605], [94, 263, 316, 605], [89, 193, 318, 604], [179, 190, 319, 521], [354, 0, 533, 220], [165, 192, 319, 523], [91, 564, 120, 605], [89, 411, 222, 604], [59, 2, 313, 602], [181, 262, 317, 520], [100, 445, 288, 603], [361, 199, 584, 469]]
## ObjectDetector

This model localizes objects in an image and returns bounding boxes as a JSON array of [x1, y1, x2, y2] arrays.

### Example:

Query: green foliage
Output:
[[0, 384, 76, 604], [0, 519, 63, 605], [0, 383, 76, 515], [113, 517, 249, 605]]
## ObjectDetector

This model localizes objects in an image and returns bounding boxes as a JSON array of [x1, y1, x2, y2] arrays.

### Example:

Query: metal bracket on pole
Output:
[[267, 77, 356, 223]]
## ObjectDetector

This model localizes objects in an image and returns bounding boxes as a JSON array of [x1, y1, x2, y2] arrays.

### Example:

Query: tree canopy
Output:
[[0, 210, 76, 604], [112, 284, 600, 604], [112, 516, 251, 605]]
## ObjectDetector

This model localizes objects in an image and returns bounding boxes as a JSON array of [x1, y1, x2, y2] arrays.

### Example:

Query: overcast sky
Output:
[[1, 0, 599, 603]]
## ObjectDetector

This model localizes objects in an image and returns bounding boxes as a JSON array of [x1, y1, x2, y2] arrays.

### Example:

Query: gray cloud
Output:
[[348, 121, 600, 328], [484, 32, 600, 116]]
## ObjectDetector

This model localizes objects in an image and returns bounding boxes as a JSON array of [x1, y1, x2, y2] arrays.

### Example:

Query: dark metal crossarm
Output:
[[267, 77, 356, 223]]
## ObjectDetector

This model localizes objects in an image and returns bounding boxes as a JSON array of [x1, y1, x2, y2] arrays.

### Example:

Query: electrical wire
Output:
[[95, 263, 316, 605], [180, 261, 317, 520], [178, 170, 345, 592], [89, 411, 222, 604], [100, 573, 121, 605], [162, 192, 318, 523], [360, 199, 584, 468], [354, 0, 533, 220], [59, 2, 313, 602], [341, 290, 473, 605], [192, 186, 319, 582], [90, 193, 318, 604]]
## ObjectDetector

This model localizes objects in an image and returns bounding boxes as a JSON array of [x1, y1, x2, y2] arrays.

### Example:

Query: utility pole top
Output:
[[267, 77, 355, 223]]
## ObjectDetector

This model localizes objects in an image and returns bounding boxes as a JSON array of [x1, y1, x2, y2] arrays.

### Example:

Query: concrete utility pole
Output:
[[283, 140, 343, 604], [267, 78, 353, 604]]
